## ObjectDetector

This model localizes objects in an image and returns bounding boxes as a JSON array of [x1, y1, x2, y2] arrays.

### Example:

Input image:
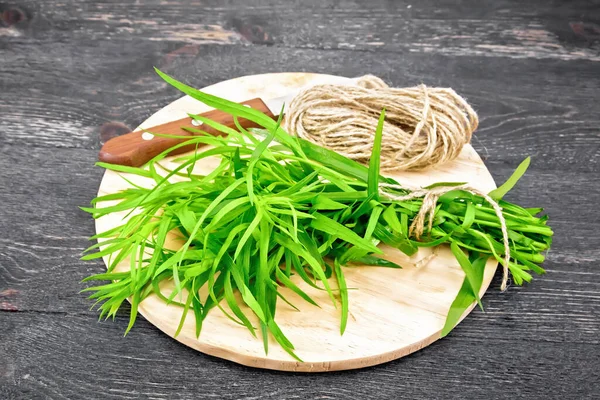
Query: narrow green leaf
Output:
[[441, 276, 475, 337], [441, 255, 489, 336], [365, 206, 384, 240], [274, 233, 335, 304], [223, 271, 256, 336], [310, 213, 382, 254], [95, 162, 153, 178], [233, 209, 263, 261], [450, 242, 483, 310], [333, 259, 349, 335], [354, 255, 403, 268], [312, 195, 348, 211], [275, 268, 319, 307], [368, 109, 385, 200], [233, 147, 243, 179], [462, 201, 476, 230], [488, 157, 531, 200], [174, 285, 195, 337]]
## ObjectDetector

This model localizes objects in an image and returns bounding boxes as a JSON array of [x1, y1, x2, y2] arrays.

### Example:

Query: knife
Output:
[[98, 76, 359, 167]]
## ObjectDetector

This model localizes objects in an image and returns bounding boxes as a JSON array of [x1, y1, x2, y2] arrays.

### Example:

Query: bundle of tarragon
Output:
[[81, 69, 553, 360]]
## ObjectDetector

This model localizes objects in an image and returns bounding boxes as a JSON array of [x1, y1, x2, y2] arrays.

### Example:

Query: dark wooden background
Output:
[[1, 0, 599, 398]]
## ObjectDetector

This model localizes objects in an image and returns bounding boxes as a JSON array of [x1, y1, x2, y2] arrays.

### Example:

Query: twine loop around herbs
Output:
[[284, 75, 510, 290], [284, 75, 478, 172], [380, 183, 510, 291]]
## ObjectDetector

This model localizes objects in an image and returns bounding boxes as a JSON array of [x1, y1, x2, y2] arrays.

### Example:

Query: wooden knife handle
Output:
[[98, 98, 275, 167]]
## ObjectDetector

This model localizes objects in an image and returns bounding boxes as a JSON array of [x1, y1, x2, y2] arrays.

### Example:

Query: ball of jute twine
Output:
[[284, 75, 478, 171], [285, 75, 510, 290]]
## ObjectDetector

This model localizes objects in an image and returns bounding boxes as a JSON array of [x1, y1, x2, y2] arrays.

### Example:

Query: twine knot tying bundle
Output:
[[380, 183, 510, 291], [285, 75, 478, 171]]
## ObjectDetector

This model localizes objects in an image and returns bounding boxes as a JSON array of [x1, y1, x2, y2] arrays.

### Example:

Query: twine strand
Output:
[[379, 183, 510, 291]]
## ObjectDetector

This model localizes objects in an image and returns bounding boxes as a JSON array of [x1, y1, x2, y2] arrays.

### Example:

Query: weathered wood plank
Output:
[[2, 0, 599, 59], [1, 1, 598, 170], [1, 43, 599, 172], [1, 311, 599, 399], [1, 0, 599, 397]]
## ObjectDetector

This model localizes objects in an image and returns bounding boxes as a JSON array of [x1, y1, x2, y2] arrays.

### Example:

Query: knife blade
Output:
[[98, 75, 360, 167]]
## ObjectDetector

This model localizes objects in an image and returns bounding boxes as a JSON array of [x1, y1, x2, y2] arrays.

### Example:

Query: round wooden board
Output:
[[95, 73, 498, 372]]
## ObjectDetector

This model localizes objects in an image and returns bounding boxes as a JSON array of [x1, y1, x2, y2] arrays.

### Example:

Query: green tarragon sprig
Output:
[[81, 69, 552, 360]]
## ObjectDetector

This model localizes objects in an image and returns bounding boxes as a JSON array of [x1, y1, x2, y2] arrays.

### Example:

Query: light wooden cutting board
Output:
[[94, 72, 498, 372]]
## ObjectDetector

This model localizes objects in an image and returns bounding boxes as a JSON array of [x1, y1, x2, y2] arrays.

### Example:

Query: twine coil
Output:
[[285, 75, 510, 290], [284, 75, 478, 171]]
